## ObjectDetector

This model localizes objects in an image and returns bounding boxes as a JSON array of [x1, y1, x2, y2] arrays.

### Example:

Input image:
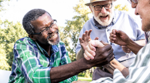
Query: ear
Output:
[[29, 34, 36, 41]]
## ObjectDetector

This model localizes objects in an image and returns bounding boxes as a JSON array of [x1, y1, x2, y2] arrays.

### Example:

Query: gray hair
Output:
[[22, 9, 51, 35]]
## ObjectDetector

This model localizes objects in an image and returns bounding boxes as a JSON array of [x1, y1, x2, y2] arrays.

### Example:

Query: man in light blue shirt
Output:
[[76, 0, 145, 80]]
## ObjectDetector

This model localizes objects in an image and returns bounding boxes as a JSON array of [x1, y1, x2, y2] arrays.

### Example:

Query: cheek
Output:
[[94, 11, 100, 17]]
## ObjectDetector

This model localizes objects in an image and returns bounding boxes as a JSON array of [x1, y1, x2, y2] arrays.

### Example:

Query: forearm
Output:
[[134, 39, 145, 46], [76, 48, 84, 60], [50, 58, 92, 83], [127, 39, 143, 54], [110, 59, 129, 77]]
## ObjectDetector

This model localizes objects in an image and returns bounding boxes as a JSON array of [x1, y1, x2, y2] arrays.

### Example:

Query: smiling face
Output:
[[135, 0, 150, 32], [31, 13, 60, 46], [89, 1, 113, 26]]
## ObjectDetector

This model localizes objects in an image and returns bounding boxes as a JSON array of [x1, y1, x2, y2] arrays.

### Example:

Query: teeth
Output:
[[100, 15, 108, 18]]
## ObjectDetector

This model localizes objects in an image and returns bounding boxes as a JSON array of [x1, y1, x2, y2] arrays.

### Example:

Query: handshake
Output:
[[77, 30, 127, 75]]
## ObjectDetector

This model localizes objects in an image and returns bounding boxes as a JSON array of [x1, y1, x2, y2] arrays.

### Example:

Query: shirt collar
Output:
[[93, 17, 115, 29], [32, 39, 59, 57]]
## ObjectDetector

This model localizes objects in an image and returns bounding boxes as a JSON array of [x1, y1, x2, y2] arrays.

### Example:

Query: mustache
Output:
[[47, 30, 59, 39], [98, 12, 110, 16]]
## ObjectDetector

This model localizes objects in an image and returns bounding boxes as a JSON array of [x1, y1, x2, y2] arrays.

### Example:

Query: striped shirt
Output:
[[91, 41, 150, 83], [9, 37, 77, 83]]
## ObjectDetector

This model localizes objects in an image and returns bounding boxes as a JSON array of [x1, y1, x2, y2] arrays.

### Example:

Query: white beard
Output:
[[47, 32, 60, 45], [92, 8, 114, 26]]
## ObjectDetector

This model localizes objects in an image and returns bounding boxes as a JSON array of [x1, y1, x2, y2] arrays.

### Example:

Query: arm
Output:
[[126, 39, 144, 54], [15, 40, 114, 83], [109, 59, 129, 77], [50, 43, 114, 83], [110, 29, 144, 54]]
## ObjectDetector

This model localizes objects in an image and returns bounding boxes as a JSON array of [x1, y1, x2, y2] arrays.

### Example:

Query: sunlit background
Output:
[[0, 0, 135, 27]]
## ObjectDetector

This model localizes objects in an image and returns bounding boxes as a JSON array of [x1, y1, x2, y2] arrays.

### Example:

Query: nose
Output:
[[48, 27, 55, 33], [135, 6, 139, 15], [101, 7, 107, 14]]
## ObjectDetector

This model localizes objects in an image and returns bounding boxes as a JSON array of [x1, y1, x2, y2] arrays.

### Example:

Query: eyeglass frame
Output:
[[128, 0, 138, 4], [30, 19, 57, 35], [92, 3, 113, 11]]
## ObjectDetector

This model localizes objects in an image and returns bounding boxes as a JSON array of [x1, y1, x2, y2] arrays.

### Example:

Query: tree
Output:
[[0, 19, 27, 70], [60, 0, 92, 78], [114, 4, 129, 11], [60, 0, 90, 61]]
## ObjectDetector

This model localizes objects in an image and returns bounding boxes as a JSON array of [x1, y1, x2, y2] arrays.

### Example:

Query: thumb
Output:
[[100, 41, 108, 45]]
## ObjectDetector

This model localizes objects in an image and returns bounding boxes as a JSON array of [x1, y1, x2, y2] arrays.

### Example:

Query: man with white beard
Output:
[[76, 0, 146, 80]]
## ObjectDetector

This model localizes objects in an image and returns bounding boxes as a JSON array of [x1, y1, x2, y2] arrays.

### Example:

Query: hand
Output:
[[72, 81, 90, 83], [79, 30, 99, 50], [85, 40, 114, 66], [121, 46, 131, 53], [79, 30, 92, 50], [109, 29, 130, 46], [84, 40, 104, 60]]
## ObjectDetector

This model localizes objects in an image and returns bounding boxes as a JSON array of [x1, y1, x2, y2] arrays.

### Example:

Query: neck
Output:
[[37, 41, 51, 56]]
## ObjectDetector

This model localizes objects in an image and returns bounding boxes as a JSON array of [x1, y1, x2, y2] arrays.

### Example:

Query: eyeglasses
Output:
[[92, 3, 112, 11], [128, 0, 138, 4], [31, 19, 57, 35]]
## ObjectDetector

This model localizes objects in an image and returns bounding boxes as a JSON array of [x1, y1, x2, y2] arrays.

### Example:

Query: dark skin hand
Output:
[[109, 29, 143, 54], [79, 30, 129, 76], [50, 41, 114, 83], [79, 30, 115, 74]]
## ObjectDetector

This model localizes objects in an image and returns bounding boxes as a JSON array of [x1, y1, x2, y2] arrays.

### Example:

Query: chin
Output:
[[142, 23, 150, 32], [48, 36, 60, 45], [94, 15, 113, 26]]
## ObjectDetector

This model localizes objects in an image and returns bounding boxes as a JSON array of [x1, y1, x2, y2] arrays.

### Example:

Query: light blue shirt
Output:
[[76, 10, 145, 66]]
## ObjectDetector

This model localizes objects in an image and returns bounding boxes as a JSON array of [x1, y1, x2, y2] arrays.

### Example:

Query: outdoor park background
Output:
[[0, 0, 140, 81]]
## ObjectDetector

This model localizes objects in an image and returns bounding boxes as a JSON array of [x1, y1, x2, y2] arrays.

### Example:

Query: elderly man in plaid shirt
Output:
[[8, 9, 114, 83]]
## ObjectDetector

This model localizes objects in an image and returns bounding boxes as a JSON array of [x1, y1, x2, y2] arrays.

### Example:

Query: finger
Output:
[[99, 44, 112, 54], [88, 41, 97, 51], [109, 31, 117, 42], [112, 29, 117, 34], [100, 41, 108, 45], [90, 40, 104, 48], [79, 38, 83, 43], [94, 37, 99, 40], [88, 29, 92, 36], [85, 30, 88, 37], [84, 45, 95, 60], [84, 51, 94, 60], [81, 33, 86, 41], [106, 49, 114, 61], [85, 45, 96, 57]]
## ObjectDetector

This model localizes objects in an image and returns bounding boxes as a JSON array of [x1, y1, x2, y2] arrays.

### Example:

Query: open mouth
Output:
[[48, 30, 58, 39], [100, 15, 108, 18]]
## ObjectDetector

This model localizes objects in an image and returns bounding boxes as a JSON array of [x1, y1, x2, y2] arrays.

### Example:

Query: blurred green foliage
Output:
[[60, 0, 91, 62], [115, 4, 129, 11], [0, 19, 27, 70]]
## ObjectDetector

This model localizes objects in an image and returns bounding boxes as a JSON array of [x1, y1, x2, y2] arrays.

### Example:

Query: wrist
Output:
[[82, 58, 93, 69]]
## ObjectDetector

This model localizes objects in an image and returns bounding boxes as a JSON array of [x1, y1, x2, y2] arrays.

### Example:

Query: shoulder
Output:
[[114, 10, 141, 25], [14, 37, 35, 47], [83, 18, 94, 27], [15, 37, 30, 44]]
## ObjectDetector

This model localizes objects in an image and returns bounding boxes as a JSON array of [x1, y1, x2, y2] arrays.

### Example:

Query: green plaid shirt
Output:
[[9, 37, 77, 83]]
